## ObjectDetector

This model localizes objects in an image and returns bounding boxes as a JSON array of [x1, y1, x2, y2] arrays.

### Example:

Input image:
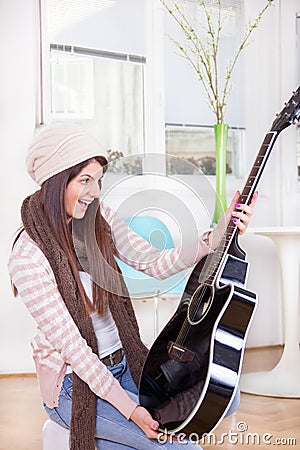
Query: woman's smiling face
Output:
[[64, 160, 103, 220]]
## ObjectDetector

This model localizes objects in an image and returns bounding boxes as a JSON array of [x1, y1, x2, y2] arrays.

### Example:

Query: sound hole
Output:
[[187, 283, 214, 325]]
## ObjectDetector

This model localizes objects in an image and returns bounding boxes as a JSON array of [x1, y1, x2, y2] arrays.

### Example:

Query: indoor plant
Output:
[[161, 0, 274, 223]]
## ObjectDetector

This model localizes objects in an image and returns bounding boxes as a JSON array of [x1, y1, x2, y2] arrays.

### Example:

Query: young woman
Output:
[[8, 123, 257, 450]]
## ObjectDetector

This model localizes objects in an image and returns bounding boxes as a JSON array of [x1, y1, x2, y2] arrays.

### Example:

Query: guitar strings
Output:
[[175, 228, 235, 346]]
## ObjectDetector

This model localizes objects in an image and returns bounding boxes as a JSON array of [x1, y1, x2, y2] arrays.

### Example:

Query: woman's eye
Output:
[[81, 178, 89, 185]]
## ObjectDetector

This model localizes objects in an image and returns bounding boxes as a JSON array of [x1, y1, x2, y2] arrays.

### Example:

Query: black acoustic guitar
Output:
[[138, 87, 300, 438]]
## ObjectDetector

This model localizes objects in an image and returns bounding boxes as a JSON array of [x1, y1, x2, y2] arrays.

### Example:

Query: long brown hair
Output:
[[39, 156, 123, 315]]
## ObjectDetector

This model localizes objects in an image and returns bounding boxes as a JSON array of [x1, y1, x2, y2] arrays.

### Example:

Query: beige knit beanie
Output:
[[26, 123, 108, 185]]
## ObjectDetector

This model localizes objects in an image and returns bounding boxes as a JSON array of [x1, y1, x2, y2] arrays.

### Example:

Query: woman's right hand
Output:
[[130, 405, 160, 439]]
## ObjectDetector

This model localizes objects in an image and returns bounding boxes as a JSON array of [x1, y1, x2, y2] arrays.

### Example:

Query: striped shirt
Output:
[[8, 203, 210, 419]]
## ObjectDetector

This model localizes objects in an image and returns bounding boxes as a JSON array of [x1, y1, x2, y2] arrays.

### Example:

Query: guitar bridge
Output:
[[167, 341, 195, 363]]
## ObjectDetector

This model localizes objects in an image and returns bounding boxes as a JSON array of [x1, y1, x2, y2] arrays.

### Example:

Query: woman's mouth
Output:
[[78, 199, 92, 211]]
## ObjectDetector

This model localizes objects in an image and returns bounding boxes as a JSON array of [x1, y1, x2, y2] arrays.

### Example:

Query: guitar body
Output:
[[138, 88, 300, 437], [139, 248, 257, 436]]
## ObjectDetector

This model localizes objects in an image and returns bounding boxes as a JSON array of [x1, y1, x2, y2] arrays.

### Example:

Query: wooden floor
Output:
[[0, 346, 299, 450], [203, 346, 300, 450]]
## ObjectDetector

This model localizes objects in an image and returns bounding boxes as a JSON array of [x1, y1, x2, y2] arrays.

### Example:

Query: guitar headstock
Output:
[[271, 86, 300, 133]]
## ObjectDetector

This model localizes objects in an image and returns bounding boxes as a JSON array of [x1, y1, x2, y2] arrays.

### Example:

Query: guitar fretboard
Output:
[[203, 131, 279, 286]]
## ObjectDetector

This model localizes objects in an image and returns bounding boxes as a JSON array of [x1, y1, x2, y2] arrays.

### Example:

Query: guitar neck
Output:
[[237, 131, 279, 206], [225, 130, 279, 239], [206, 130, 280, 285]]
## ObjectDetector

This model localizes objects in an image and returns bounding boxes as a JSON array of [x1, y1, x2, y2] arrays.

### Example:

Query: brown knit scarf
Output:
[[21, 191, 148, 450]]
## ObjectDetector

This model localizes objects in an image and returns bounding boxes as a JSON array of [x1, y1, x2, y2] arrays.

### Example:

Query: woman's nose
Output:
[[88, 179, 100, 198]]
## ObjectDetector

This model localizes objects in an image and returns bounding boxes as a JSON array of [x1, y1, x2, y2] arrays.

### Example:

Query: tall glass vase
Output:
[[212, 123, 228, 226]]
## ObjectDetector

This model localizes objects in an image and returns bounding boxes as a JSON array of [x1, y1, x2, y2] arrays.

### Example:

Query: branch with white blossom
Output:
[[161, 0, 274, 123]]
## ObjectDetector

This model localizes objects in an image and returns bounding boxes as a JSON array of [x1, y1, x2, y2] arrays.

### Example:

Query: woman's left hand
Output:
[[227, 190, 259, 235], [210, 191, 258, 249]]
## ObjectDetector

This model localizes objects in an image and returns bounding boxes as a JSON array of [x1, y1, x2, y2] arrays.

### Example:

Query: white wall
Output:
[[0, 0, 38, 373], [241, 0, 300, 347], [244, 0, 300, 228], [0, 0, 299, 374]]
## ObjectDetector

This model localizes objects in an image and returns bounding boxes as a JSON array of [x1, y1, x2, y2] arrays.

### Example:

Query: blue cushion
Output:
[[125, 216, 174, 250], [116, 216, 186, 295]]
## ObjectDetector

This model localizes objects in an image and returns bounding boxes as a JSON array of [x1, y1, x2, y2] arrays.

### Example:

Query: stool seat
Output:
[[42, 419, 70, 450]]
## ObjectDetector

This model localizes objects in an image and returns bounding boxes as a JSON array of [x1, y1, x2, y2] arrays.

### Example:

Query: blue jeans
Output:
[[44, 355, 239, 449]]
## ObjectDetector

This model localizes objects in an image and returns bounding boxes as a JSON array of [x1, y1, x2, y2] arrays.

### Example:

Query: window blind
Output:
[[164, 0, 245, 127], [47, 0, 145, 56]]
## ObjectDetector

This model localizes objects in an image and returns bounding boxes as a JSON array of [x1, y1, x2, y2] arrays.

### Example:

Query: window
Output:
[[165, 125, 244, 177], [50, 50, 94, 119], [164, 0, 244, 177], [49, 46, 145, 160], [41, 0, 245, 179], [43, 0, 146, 164]]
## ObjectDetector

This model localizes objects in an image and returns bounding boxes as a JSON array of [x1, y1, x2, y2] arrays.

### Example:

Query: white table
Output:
[[240, 227, 300, 398]]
